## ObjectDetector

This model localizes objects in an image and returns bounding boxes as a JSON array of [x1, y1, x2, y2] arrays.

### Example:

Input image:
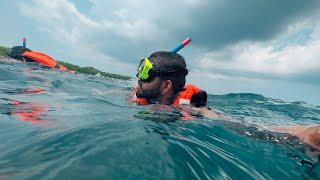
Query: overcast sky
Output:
[[1, 0, 320, 105]]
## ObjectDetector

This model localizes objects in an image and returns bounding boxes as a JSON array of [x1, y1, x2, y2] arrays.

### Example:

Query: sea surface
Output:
[[0, 59, 319, 179]]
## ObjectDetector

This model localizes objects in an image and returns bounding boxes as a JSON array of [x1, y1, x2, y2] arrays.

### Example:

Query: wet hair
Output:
[[149, 51, 188, 94]]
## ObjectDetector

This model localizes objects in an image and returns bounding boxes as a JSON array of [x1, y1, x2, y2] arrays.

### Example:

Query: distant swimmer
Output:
[[7, 46, 69, 71]]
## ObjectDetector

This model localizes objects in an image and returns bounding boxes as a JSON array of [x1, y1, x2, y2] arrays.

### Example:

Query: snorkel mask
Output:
[[136, 58, 188, 83]]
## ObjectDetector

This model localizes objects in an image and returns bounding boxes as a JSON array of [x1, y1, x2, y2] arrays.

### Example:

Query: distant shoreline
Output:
[[0, 45, 131, 80]]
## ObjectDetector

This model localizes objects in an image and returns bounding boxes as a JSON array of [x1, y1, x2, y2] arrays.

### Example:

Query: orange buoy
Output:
[[22, 51, 68, 71]]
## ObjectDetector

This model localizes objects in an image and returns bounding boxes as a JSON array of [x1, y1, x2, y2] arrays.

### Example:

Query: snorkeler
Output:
[[7, 46, 68, 71], [133, 51, 208, 108], [132, 51, 320, 151]]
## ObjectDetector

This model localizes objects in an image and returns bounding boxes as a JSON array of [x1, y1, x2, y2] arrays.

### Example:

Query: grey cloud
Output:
[[184, 0, 320, 49], [82, 0, 320, 62]]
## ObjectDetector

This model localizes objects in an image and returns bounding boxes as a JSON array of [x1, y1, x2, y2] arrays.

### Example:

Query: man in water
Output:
[[133, 51, 208, 107], [132, 51, 320, 151]]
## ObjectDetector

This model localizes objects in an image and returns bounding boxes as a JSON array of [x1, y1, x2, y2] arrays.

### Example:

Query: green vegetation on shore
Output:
[[0, 46, 131, 80], [0, 46, 10, 58], [58, 61, 131, 80]]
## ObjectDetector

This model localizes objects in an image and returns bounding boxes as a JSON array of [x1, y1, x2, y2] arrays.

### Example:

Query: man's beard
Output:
[[136, 88, 161, 99]]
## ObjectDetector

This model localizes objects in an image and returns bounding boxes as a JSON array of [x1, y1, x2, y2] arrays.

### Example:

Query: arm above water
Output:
[[194, 106, 320, 150], [272, 125, 320, 151], [185, 106, 230, 120], [198, 107, 229, 119]]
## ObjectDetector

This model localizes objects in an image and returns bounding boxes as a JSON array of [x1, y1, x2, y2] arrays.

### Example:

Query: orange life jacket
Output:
[[172, 84, 201, 106], [133, 84, 203, 106], [22, 51, 68, 71]]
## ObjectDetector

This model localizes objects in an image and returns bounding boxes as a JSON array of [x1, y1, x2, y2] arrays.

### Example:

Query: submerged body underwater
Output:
[[0, 59, 319, 179]]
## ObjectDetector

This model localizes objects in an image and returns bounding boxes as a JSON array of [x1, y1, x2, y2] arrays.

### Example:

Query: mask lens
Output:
[[137, 58, 153, 81]]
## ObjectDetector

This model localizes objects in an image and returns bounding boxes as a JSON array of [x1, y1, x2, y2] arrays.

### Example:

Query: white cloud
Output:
[[20, 0, 169, 45], [19, 0, 141, 74], [19, 0, 100, 43], [18, 0, 171, 73], [200, 41, 320, 75], [102, 14, 165, 43], [197, 18, 320, 82]]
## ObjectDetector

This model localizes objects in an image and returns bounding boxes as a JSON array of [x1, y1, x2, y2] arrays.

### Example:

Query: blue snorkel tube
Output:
[[171, 37, 191, 53]]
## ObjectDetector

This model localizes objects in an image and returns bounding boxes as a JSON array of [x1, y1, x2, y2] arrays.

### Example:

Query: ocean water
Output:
[[0, 59, 319, 179]]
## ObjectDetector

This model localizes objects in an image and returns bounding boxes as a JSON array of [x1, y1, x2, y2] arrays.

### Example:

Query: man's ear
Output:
[[161, 80, 172, 94]]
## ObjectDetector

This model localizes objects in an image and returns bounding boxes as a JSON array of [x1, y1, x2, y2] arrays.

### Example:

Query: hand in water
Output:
[[273, 125, 320, 151], [177, 106, 230, 120]]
